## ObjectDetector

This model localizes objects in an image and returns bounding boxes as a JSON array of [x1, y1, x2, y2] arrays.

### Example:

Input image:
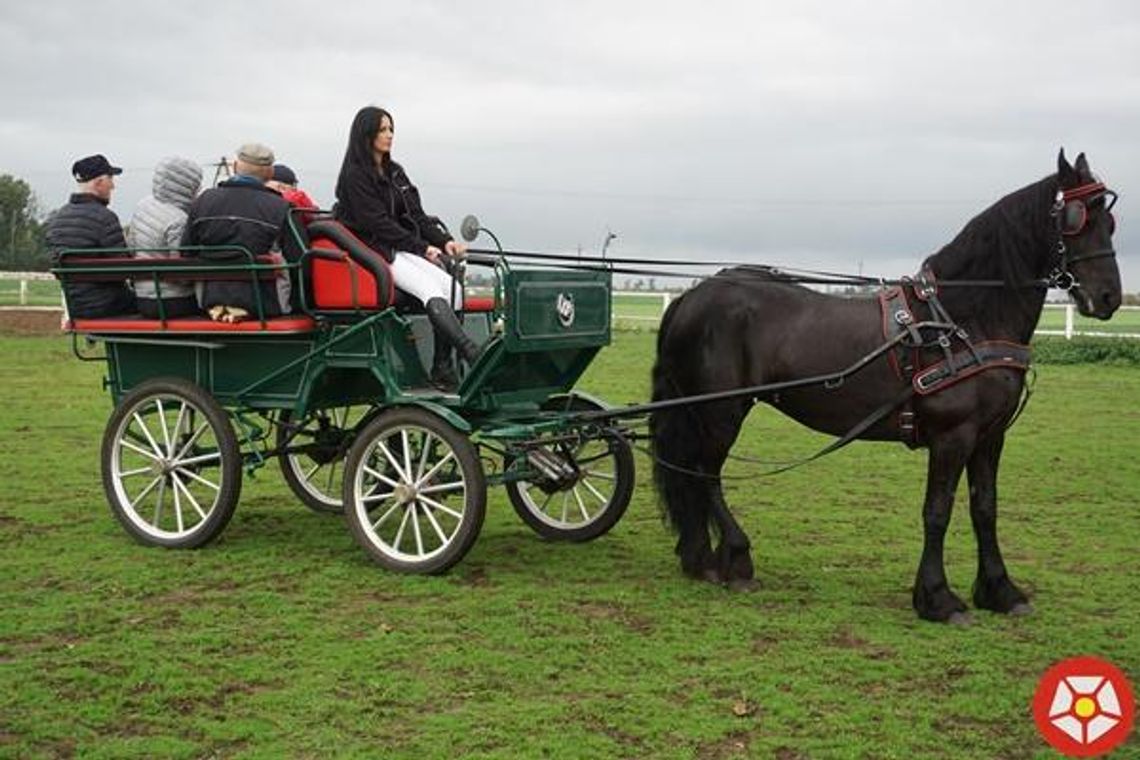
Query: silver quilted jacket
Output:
[[127, 157, 203, 299]]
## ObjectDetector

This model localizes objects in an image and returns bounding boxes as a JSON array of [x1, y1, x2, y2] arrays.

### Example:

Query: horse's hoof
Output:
[[728, 578, 759, 593], [948, 611, 974, 626], [1009, 602, 1034, 617], [700, 568, 722, 585]]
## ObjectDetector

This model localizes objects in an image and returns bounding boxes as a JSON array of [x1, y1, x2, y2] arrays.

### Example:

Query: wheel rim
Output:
[[284, 407, 361, 508], [352, 423, 470, 563], [514, 437, 621, 530], [109, 393, 229, 540]]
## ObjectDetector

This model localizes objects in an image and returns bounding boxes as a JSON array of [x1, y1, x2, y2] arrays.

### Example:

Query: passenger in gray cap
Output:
[[182, 143, 292, 322], [128, 157, 204, 318]]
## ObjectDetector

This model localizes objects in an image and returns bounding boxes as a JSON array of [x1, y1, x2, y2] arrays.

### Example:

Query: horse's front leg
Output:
[[967, 430, 1032, 615], [913, 434, 973, 623]]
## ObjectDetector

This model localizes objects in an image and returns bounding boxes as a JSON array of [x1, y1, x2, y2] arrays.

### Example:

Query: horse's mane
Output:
[[924, 175, 1058, 327]]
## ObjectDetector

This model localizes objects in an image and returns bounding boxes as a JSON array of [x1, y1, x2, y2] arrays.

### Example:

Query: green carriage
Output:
[[55, 217, 634, 573]]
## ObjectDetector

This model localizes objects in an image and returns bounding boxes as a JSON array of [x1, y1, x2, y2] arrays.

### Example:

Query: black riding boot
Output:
[[429, 327, 460, 391], [424, 298, 480, 388]]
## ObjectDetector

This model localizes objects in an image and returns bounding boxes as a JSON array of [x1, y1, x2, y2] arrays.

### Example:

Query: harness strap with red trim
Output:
[[877, 268, 1032, 446]]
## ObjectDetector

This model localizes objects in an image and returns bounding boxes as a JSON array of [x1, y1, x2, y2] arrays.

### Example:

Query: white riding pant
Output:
[[391, 251, 462, 309]]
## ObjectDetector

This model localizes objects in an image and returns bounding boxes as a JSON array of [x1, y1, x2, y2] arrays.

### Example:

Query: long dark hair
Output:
[[335, 106, 394, 198]]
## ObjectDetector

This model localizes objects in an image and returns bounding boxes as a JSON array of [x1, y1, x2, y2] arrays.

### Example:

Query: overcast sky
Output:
[[2, 0, 1138, 290]]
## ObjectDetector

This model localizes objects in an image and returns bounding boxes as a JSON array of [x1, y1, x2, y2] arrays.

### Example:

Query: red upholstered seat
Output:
[[307, 221, 395, 310], [67, 316, 317, 333], [462, 296, 495, 312]]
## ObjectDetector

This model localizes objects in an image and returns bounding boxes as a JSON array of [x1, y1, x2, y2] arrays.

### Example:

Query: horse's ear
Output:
[[1074, 152, 1091, 179], [1058, 148, 1076, 183]]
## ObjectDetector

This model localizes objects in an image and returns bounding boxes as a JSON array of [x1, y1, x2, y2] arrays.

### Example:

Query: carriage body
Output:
[[55, 232, 632, 574]]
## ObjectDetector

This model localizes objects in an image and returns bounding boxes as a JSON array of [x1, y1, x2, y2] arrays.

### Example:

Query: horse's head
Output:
[[1055, 150, 1122, 319]]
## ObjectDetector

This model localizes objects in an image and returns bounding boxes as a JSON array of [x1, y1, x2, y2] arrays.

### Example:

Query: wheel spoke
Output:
[[121, 438, 162, 462], [324, 458, 338, 495], [170, 401, 188, 456], [175, 466, 221, 492], [172, 419, 209, 462], [561, 491, 570, 523], [581, 477, 610, 504], [414, 450, 455, 488], [170, 475, 181, 529], [361, 489, 397, 505], [302, 461, 321, 482], [415, 435, 432, 482], [401, 429, 414, 486], [419, 499, 450, 544], [410, 502, 425, 556], [130, 475, 163, 509], [174, 451, 222, 468], [419, 494, 463, 520], [118, 465, 154, 478], [171, 477, 184, 533], [152, 481, 164, 525], [392, 506, 412, 549], [370, 500, 402, 531], [171, 472, 208, 520], [580, 468, 616, 481], [377, 440, 410, 482], [417, 480, 464, 496], [132, 411, 165, 459], [156, 399, 173, 455], [363, 464, 400, 488], [573, 487, 590, 520]]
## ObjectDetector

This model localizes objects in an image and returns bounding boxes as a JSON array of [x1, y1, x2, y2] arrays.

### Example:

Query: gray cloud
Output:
[[2, 0, 1137, 288]]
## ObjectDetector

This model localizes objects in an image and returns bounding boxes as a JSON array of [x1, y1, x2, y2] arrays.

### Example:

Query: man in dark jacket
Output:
[[46, 154, 136, 318], [182, 143, 291, 321]]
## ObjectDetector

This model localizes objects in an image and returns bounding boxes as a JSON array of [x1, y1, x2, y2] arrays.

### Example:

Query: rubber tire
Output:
[[343, 407, 486, 574], [505, 394, 635, 542], [101, 377, 241, 549]]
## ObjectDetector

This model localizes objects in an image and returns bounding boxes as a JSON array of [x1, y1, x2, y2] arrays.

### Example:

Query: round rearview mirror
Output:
[[460, 214, 481, 242]]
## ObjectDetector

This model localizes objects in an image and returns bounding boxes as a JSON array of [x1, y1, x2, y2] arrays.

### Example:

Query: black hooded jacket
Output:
[[333, 107, 451, 261]]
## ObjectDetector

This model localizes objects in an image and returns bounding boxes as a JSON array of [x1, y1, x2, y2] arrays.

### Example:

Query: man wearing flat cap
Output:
[[182, 142, 292, 321], [46, 154, 136, 317]]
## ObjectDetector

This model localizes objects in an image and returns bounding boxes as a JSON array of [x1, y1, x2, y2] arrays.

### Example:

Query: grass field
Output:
[[2, 333, 1139, 758]]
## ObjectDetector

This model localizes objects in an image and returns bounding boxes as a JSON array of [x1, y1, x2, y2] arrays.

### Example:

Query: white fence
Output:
[[3, 273, 1137, 340], [0, 271, 55, 306], [611, 291, 1140, 340]]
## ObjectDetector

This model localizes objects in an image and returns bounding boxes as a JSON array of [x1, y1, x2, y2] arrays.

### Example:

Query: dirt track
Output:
[[0, 309, 64, 336]]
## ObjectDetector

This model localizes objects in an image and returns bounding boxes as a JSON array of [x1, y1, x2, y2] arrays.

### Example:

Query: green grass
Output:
[[2, 334, 1139, 758]]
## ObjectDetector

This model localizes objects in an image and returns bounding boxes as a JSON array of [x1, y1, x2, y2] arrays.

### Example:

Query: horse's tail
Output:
[[650, 294, 708, 553]]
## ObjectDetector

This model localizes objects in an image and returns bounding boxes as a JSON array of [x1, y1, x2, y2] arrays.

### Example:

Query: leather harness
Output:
[[878, 268, 1032, 447]]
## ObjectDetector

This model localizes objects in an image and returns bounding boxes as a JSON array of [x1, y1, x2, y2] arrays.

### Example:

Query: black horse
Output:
[[650, 151, 1122, 623]]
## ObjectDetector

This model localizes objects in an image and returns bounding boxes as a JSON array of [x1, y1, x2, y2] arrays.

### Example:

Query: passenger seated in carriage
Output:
[[127, 156, 204, 318], [181, 143, 292, 322], [334, 106, 477, 390], [46, 154, 136, 318]]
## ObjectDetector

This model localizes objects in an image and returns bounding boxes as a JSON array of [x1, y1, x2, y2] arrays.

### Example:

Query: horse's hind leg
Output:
[[967, 431, 1031, 615], [709, 482, 755, 589]]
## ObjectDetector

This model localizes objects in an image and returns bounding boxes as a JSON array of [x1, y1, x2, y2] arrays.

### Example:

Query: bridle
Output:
[[1048, 181, 1118, 291]]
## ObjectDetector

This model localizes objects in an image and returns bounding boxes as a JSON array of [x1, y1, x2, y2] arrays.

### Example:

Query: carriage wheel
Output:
[[277, 406, 370, 514], [101, 378, 241, 549], [505, 395, 635, 542], [343, 407, 486, 574]]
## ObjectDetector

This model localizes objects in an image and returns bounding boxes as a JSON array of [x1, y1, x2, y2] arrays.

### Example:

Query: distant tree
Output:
[[0, 174, 48, 270]]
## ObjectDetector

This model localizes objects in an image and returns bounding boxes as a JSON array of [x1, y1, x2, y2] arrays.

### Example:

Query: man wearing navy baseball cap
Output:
[[46, 153, 135, 317]]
